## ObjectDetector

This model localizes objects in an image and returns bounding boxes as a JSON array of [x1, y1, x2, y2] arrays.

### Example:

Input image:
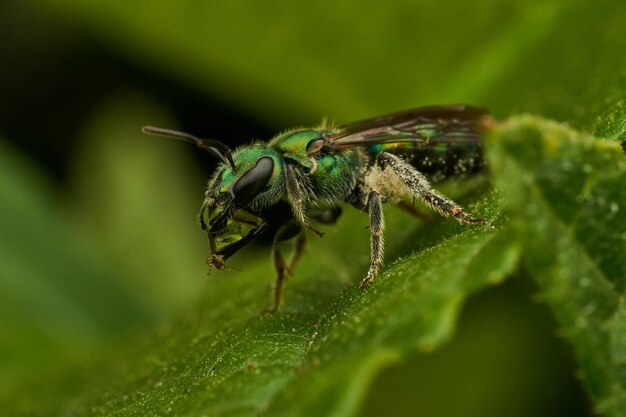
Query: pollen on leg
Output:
[[362, 190, 384, 289], [378, 152, 484, 224]]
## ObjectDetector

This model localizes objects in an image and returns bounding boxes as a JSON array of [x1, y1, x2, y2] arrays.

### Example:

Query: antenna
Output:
[[142, 126, 236, 170]]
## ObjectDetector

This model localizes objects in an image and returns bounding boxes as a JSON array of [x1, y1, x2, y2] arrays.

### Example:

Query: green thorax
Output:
[[270, 129, 329, 165], [271, 129, 363, 202]]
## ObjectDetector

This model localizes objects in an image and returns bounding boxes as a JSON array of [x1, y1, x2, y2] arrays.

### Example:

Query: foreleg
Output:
[[285, 164, 324, 236]]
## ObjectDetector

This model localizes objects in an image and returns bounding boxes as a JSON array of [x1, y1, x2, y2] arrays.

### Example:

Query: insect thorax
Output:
[[272, 129, 365, 204], [310, 148, 365, 203]]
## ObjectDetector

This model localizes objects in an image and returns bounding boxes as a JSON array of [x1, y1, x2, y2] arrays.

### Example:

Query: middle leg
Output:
[[361, 191, 385, 288]]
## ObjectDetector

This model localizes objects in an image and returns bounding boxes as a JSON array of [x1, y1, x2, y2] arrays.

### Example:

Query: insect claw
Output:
[[261, 306, 279, 315], [360, 275, 375, 289], [453, 211, 485, 224], [308, 225, 324, 237], [206, 254, 241, 274]]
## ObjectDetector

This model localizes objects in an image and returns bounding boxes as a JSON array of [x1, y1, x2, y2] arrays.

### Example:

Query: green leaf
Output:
[[489, 116, 626, 416], [12, 116, 625, 417], [36, 190, 515, 417], [263, 228, 519, 417], [8, 0, 626, 415]]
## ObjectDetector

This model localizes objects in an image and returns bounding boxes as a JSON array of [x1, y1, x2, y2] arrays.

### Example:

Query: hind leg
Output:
[[378, 152, 484, 224]]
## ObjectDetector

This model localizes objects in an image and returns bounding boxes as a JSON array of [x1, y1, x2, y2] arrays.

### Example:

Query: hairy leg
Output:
[[285, 164, 323, 236], [378, 152, 483, 224], [361, 191, 385, 288]]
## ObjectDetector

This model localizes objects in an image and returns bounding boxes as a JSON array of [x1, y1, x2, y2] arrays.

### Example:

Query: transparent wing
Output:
[[325, 105, 489, 150], [323, 105, 491, 180]]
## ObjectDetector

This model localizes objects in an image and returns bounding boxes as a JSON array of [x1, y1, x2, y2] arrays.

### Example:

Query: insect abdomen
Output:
[[371, 140, 484, 181]]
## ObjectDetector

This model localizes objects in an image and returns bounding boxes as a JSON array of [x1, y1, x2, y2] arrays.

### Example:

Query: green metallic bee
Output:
[[143, 105, 490, 312]]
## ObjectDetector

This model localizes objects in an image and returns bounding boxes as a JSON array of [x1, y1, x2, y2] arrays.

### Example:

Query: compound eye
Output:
[[231, 156, 274, 206]]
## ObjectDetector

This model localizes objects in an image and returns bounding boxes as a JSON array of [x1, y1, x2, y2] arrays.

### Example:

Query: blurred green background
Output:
[[2, 0, 624, 415]]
